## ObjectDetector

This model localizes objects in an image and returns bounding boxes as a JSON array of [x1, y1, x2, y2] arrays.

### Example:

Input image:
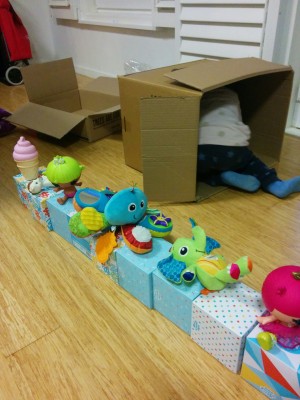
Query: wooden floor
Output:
[[0, 76, 300, 400]]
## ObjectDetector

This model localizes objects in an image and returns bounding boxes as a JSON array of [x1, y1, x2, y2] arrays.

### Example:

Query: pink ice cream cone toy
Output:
[[13, 136, 39, 180]]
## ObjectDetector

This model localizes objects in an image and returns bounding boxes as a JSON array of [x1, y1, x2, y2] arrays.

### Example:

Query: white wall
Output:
[[51, 20, 177, 77], [12, 0, 57, 62], [11, 0, 177, 78]]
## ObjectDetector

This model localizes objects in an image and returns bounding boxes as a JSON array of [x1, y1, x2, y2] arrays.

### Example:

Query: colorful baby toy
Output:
[[157, 218, 252, 294], [68, 185, 173, 255], [256, 265, 300, 350], [105, 186, 153, 254], [43, 156, 84, 205]]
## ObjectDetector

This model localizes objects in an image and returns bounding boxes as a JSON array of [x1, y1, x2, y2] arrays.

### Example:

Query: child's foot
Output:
[[266, 177, 300, 198], [220, 171, 260, 192]]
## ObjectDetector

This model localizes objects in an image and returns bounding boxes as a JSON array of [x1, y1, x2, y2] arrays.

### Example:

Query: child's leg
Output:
[[220, 171, 260, 192], [267, 178, 300, 198], [198, 145, 260, 191], [239, 151, 300, 198]]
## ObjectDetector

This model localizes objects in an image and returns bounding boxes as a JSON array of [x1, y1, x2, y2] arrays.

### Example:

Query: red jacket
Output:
[[0, 0, 32, 61]]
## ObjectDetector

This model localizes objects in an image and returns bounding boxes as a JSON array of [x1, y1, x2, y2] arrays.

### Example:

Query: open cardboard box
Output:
[[7, 58, 121, 142], [118, 57, 293, 202]]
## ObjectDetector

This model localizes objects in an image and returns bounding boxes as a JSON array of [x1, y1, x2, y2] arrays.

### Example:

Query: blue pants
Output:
[[197, 145, 280, 190]]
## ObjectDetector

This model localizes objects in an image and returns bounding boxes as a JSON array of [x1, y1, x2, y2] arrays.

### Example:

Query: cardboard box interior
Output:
[[7, 58, 121, 142], [118, 57, 293, 202]]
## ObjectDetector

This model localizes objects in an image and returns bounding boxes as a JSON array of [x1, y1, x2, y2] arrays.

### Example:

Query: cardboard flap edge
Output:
[[164, 57, 293, 92], [89, 104, 120, 118], [7, 103, 85, 139]]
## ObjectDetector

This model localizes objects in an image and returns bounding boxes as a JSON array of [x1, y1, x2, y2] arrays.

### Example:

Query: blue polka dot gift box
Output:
[[47, 194, 99, 259], [191, 282, 265, 374], [116, 238, 172, 309], [153, 269, 203, 335], [47, 195, 78, 244]]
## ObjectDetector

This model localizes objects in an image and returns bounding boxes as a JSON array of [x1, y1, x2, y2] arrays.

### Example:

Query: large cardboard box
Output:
[[118, 57, 293, 202], [7, 58, 121, 142]]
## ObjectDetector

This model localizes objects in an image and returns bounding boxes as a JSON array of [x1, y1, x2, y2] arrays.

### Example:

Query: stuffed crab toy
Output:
[[256, 265, 300, 351], [157, 218, 252, 294], [68, 186, 173, 255]]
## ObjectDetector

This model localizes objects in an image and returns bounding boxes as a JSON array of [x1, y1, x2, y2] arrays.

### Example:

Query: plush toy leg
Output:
[[257, 332, 277, 351], [57, 195, 68, 205], [200, 288, 216, 295], [214, 256, 252, 283], [196, 270, 227, 291], [181, 265, 197, 283]]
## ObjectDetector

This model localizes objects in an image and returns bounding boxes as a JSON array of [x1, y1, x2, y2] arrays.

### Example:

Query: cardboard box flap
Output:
[[165, 57, 292, 92], [88, 104, 120, 118], [141, 96, 200, 202], [7, 103, 85, 139], [84, 76, 120, 97], [21, 58, 78, 103]]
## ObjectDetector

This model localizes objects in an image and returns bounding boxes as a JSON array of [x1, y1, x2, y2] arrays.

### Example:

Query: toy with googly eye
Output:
[[157, 219, 252, 294], [104, 187, 152, 254], [68, 186, 173, 254]]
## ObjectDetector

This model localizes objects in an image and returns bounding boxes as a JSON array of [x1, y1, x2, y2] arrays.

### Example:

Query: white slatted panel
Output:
[[95, 0, 153, 10], [179, 0, 268, 62], [49, 0, 78, 20], [181, 24, 262, 43], [181, 0, 265, 3], [78, 0, 175, 29]]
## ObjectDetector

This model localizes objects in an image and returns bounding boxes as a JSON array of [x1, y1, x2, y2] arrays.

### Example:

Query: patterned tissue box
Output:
[[153, 269, 203, 334], [116, 238, 172, 308], [47, 194, 99, 259], [46, 194, 75, 243], [241, 323, 300, 399], [191, 282, 265, 373], [13, 170, 56, 231]]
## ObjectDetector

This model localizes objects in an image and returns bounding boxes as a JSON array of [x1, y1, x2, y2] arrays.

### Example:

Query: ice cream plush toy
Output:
[[13, 136, 39, 180], [157, 218, 252, 294], [43, 156, 84, 205], [256, 265, 300, 350]]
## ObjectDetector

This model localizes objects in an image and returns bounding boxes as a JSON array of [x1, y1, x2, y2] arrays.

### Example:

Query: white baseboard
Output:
[[285, 126, 300, 137], [74, 65, 116, 78]]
